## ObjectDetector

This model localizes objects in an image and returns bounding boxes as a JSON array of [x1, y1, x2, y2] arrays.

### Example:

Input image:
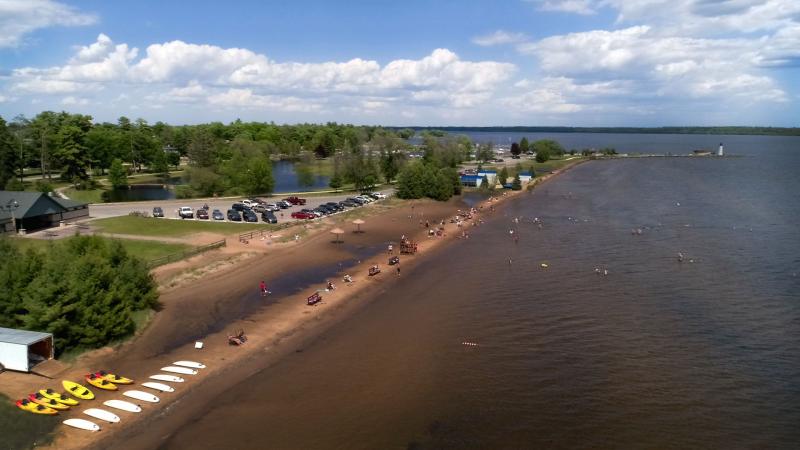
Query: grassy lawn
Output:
[[92, 216, 275, 238], [11, 236, 190, 261], [63, 187, 105, 203], [0, 393, 59, 450]]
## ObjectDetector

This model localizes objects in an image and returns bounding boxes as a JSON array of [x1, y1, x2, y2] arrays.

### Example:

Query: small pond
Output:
[[102, 161, 330, 202]]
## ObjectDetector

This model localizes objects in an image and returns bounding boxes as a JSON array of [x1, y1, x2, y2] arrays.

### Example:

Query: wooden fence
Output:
[[147, 238, 226, 268]]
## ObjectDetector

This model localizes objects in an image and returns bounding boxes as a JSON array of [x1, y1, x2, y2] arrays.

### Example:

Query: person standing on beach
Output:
[[396, 265, 401, 277], [260, 280, 270, 296]]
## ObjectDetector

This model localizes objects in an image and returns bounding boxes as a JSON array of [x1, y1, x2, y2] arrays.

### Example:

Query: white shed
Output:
[[0, 327, 54, 372]]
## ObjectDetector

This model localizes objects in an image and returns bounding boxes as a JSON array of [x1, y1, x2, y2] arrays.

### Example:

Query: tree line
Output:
[[0, 236, 159, 355], [0, 111, 430, 197], [407, 126, 800, 136]]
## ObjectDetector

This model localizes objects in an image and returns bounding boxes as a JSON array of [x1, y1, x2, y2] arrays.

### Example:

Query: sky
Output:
[[0, 0, 798, 126]]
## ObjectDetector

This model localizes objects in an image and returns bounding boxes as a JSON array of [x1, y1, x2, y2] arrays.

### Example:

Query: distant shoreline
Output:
[[399, 126, 800, 137]]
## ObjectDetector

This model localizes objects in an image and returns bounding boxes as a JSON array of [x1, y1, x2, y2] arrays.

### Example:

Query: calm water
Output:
[[102, 161, 330, 201], [152, 135, 800, 449]]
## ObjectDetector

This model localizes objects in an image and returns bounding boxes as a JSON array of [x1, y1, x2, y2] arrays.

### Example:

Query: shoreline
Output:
[[2, 160, 583, 450]]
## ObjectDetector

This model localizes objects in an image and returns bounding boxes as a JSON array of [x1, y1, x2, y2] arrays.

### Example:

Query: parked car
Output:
[[152, 207, 164, 217], [252, 204, 267, 213], [242, 199, 258, 208], [265, 203, 280, 212], [212, 209, 225, 220], [291, 211, 315, 219], [340, 199, 357, 207], [284, 196, 306, 205], [301, 208, 321, 218], [370, 192, 387, 199], [315, 206, 331, 215], [242, 209, 259, 222], [348, 197, 365, 205], [227, 209, 242, 221], [261, 211, 278, 223], [231, 203, 249, 212], [196, 209, 209, 220], [276, 200, 291, 209], [178, 206, 194, 219], [325, 202, 343, 212]]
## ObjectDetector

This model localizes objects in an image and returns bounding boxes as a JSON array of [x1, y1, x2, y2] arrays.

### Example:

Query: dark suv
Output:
[[152, 207, 164, 217], [261, 211, 278, 223], [231, 203, 249, 212], [242, 209, 259, 223], [227, 209, 242, 221]]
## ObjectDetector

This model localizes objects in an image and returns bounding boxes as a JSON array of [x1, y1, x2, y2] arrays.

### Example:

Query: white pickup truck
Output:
[[178, 206, 194, 219]]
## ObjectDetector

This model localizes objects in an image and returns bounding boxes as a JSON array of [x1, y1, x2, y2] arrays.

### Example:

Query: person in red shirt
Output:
[[259, 280, 269, 296]]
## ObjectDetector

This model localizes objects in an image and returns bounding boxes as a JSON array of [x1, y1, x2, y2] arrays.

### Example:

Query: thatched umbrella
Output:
[[330, 227, 345, 243], [352, 219, 365, 233]]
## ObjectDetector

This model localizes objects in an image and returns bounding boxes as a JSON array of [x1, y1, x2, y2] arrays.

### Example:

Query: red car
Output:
[[285, 196, 306, 205], [291, 211, 315, 219]]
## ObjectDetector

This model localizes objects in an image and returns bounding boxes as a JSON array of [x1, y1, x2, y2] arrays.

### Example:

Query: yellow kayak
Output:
[[95, 370, 134, 385], [39, 389, 79, 406], [62, 380, 95, 400], [85, 373, 118, 391], [16, 399, 58, 415], [28, 393, 70, 410]]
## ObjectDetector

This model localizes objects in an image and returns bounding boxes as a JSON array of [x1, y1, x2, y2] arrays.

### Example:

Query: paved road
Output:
[[87, 191, 393, 222]]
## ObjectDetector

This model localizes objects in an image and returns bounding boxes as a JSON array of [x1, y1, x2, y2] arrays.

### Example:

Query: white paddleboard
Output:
[[83, 408, 120, 423], [161, 366, 197, 375], [173, 360, 206, 369], [103, 399, 142, 413], [63, 418, 100, 432], [150, 374, 184, 383], [141, 382, 174, 393], [123, 390, 159, 403]]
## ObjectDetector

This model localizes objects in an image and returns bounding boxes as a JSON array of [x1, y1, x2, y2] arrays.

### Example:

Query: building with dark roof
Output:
[[0, 191, 88, 234]]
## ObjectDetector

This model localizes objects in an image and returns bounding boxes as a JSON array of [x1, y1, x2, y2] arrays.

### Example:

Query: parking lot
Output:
[[88, 190, 393, 223]]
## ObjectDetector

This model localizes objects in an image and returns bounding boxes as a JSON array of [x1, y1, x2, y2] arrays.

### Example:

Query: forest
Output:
[[0, 111, 425, 197]]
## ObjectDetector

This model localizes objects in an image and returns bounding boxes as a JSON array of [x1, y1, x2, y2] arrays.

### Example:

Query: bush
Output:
[[34, 180, 54, 193], [4, 178, 24, 191], [174, 185, 196, 199]]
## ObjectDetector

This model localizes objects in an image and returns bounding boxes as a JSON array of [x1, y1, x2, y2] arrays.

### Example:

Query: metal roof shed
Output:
[[0, 327, 54, 372]]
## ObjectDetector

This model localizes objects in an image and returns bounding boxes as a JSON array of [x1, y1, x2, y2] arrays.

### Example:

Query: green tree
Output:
[[151, 150, 170, 179], [108, 158, 128, 189], [242, 157, 274, 195], [535, 148, 550, 163], [520, 137, 530, 154], [0, 116, 18, 188], [476, 142, 494, 162], [511, 173, 522, 191], [480, 174, 490, 190], [510, 142, 521, 157], [187, 129, 219, 167], [532, 139, 564, 161], [498, 167, 509, 185], [54, 124, 90, 185], [396, 161, 427, 199]]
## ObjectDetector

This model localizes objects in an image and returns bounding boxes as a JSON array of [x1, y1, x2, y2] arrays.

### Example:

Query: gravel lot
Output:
[[87, 190, 393, 223]]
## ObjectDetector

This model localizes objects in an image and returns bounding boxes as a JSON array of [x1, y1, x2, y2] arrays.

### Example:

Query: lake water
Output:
[[102, 161, 331, 202], [131, 133, 800, 449]]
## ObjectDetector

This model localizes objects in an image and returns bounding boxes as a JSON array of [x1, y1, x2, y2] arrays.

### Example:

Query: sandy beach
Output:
[[0, 163, 580, 450]]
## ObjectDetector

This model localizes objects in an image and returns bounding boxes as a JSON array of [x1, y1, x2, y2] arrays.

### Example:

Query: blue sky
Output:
[[0, 0, 798, 126]]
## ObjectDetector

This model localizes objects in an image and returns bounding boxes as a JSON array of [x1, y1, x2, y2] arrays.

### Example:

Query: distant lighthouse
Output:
[[718, 142, 724, 157]]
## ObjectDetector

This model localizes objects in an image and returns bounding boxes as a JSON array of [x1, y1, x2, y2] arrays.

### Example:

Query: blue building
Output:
[[460, 174, 484, 187]]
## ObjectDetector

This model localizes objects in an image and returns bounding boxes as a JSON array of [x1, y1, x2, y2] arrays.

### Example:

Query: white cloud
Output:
[[7, 36, 515, 114], [472, 30, 529, 46], [208, 88, 321, 112], [522, 25, 788, 102], [0, 0, 96, 48], [530, 0, 598, 15], [60, 96, 88, 106]]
